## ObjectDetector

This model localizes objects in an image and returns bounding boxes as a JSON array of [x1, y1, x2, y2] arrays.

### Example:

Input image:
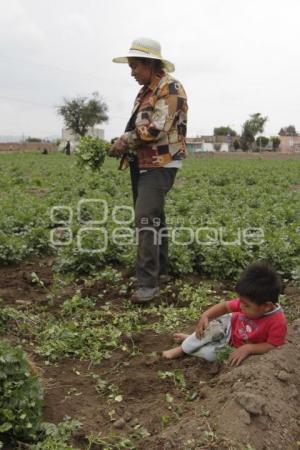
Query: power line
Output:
[[0, 53, 133, 121], [0, 94, 128, 120], [0, 95, 51, 108], [0, 53, 109, 83]]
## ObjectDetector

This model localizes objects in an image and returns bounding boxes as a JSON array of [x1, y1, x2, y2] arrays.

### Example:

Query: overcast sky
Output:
[[0, 0, 299, 140]]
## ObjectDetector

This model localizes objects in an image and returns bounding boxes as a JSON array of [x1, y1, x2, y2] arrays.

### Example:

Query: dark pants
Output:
[[135, 168, 177, 288]]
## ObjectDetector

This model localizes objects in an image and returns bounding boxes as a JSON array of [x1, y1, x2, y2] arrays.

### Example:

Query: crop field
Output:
[[0, 152, 300, 449]]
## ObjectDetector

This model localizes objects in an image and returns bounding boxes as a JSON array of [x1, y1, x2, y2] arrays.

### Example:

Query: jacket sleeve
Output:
[[121, 81, 187, 146]]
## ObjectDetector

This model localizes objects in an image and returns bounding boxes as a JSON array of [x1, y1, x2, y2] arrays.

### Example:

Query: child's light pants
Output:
[[181, 314, 232, 362]]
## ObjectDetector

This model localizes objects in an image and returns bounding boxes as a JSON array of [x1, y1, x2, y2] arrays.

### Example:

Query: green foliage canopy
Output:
[[214, 126, 237, 136], [241, 113, 268, 150], [57, 92, 108, 137], [271, 136, 281, 150], [255, 136, 269, 148]]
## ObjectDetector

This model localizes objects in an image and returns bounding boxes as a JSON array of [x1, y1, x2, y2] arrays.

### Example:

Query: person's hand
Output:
[[228, 344, 251, 366], [109, 138, 127, 158], [195, 315, 209, 338]]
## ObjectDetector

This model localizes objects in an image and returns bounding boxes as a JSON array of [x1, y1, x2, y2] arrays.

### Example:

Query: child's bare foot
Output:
[[162, 346, 184, 359], [173, 333, 189, 343]]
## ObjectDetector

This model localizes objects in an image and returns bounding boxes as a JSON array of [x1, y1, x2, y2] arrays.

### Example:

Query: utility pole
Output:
[[259, 136, 262, 153]]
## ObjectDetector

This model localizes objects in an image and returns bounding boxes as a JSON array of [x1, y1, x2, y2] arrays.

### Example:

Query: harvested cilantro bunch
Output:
[[75, 136, 109, 171]]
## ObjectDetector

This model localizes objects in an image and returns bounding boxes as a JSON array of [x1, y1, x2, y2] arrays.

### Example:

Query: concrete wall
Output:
[[279, 135, 300, 153], [62, 127, 105, 143], [0, 142, 57, 152]]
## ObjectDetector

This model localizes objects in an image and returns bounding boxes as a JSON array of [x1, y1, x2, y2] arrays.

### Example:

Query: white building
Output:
[[195, 142, 215, 152], [220, 143, 229, 152], [62, 127, 105, 145]]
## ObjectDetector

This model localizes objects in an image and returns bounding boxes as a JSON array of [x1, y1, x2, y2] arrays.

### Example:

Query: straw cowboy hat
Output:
[[112, 37, 175, 73]]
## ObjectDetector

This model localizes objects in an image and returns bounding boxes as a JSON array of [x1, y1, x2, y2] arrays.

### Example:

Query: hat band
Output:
[[130, 44, 161, 58]]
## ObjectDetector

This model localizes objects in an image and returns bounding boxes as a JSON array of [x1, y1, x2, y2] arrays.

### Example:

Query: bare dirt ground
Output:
[[1, 259, 300, 449]]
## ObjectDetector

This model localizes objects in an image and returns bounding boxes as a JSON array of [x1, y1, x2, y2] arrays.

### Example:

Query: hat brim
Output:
[[113, 51, 175, 73]]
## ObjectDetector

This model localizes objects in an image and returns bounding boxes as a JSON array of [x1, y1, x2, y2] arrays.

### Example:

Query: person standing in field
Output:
[[64, 140, 71, 155], [110, 38, 188, 303]]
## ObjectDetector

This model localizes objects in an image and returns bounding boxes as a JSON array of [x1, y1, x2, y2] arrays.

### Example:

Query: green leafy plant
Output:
[[216, 344, 233, 364], [158, 369, 186, 389], [61, 292, 96, 315], [0, 340, 43, 443], [75, 136, 109, 171], [29, 417, 82, 449], [85, 432, 135, 450], [35, 299, 142, 364], [1, 153, 300, 280], [93, 375, 123, 402]]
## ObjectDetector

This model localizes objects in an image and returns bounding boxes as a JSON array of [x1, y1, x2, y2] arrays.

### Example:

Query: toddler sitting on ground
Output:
[[163, 262, 287, 366]]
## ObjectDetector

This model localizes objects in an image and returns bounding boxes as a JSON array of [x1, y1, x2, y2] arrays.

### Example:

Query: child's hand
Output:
[[195, 315, 209, 338], [228, 345, 251, 366]]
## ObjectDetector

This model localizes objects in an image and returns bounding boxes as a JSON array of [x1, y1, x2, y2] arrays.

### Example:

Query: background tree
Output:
[[240, 113, 268, 151], [214, 126, 237, 136], [270, 136, 281, 151], [255, 136, 269, 148], [25, 137, 43, 143], [57, 92, 108, 137], [279, 125, 297, 136], [233, 138, 240, 150]]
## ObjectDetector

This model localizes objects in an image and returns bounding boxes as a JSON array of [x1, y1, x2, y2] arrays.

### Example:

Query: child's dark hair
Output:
[[236, 262, 282, 304]]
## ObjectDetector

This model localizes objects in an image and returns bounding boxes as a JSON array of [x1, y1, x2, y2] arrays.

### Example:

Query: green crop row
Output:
[[0, 153, 299, 281]]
